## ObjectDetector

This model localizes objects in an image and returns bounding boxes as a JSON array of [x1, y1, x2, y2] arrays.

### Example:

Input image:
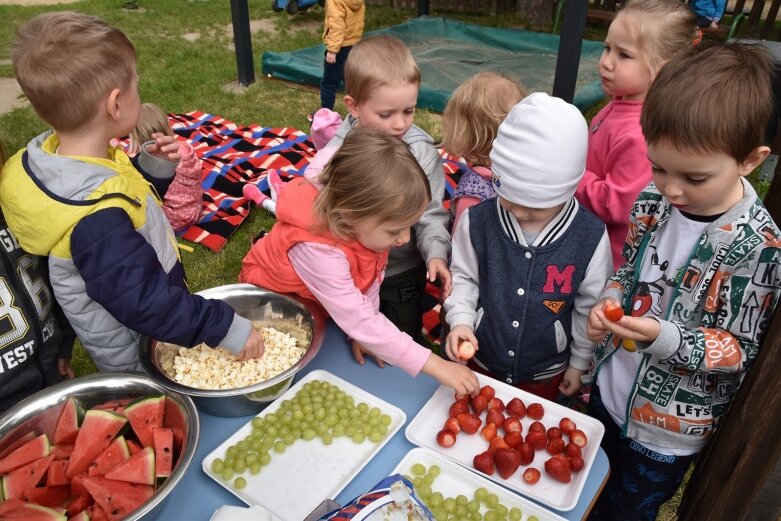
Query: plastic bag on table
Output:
[[316, 474, 433, 520]]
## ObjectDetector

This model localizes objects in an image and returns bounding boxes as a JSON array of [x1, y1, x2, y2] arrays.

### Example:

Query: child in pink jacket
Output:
[[575, 0, 698, 270], [129, 103, 203, 232]]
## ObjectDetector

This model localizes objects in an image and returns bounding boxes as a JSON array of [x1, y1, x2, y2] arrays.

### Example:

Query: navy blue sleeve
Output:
[[71, 207, 235, 347], [131, 154, 175, 198]]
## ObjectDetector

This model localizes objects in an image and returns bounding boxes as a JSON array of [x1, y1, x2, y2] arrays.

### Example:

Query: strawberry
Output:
[[458, 340, 476, 361], [526, 431, 547, 451], [505, 397, 526, 419], [436, 429, 456, 448], [546, 437, 565, 455], [528, 421, 546, 434], [449, 400, 470, 418], [488, 436, 510, 454], [569, 429, 588, 448], [479, 385, 496, 401], [454, 392, 470, 402], [488, 397, 505, 412], [470, 395, 489, 415], [473, 451, 495, 475], [504, 431, 523, 448], [527, 403, 545, 421], [569, 456, 585, 472], [443, 416, 461, 434], [559, 417, 577, 434], [522, 467, 541, 484], [518, 442, 535, 465], [481, 423, 497, 442], [457, 413, 482, 435], [494, 448, 522, 479], [503, 417, 522, 434], [546, 427, 563, 439], [544, 455, 572, 483], [486, 409, 505, 427], [564, 442, 582, 458], [604, 300, 624, 322]]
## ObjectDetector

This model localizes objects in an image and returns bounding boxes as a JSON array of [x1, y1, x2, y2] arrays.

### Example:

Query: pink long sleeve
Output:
[[575, 100, 652, 270], [288, 242, 431, 376], [163, 142, 203, 232]]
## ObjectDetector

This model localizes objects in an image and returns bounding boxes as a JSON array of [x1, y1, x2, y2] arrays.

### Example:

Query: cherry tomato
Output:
[[604, 301, 624, 322], [458, 341, 476, 361]]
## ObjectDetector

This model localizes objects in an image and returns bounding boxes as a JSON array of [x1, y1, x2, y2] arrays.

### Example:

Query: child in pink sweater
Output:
[[129, 103, 203, 232], [240, 129, 479, 396], [442, 72, 525, 231], [575, 0, 698, 270]]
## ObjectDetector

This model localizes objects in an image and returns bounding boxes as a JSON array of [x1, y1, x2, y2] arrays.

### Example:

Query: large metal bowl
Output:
[[138, 283, 327, 417], [0, 372, 198, 521]]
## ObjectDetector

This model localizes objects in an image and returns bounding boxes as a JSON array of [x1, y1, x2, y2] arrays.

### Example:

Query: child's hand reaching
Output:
[[589, 298, 662, 344], [422, 353, 479, 397], [427, 258, 452, 299], [237, 329, 265, 361], [144, 133, 181, 163], [57, 359, 75, 380], [445, 325, 478, 365], [587, 298, 615, 343], [558, 366, 584, 396], [350, 339, 386, 368]]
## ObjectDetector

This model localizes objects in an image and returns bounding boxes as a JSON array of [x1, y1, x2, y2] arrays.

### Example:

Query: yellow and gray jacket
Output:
[[0, 131, 251, 372]]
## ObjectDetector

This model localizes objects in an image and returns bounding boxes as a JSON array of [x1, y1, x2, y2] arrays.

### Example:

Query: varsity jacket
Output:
[[323, 0, 365, 54], [445, 198, 612, 384], [593, 180, 781, 452], [0, 131, 252, 372], [328, 116, 451, 277], [0, 212, 75, 412]]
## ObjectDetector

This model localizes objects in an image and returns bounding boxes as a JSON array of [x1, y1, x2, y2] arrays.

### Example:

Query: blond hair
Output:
[[615, 0, 697, 76], [442, 72, 525, 167], [129, 103, 173, 155], [12, 11, 137, 132], [344, 35, 421, 104], [313, 128, 431, 240], [642, 42, 773, 163]]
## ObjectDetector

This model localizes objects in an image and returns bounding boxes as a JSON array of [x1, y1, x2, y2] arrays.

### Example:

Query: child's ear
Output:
[[344, 95, 360, 118], [106, 88, 122, 122], [739, 145, 771, 176]]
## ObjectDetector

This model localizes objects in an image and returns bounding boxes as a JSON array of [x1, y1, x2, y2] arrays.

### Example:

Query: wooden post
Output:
[[677, 165, 781, 520], [230, 0, 255, 86]]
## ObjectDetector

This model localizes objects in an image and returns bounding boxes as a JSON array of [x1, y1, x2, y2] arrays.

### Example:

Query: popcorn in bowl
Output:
[[162, 326, 307, 390]]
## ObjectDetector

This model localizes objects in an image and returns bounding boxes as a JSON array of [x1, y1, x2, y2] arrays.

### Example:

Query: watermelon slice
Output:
[[152, 428, 173, 479], [82, 477, 154, 521], [0, 503, 67, 520], [92, 398, 132, 414], [70, 473, 89, 498], [163, 398, 185, 455], [67, 495, 93, 516], [1, 453, 55, 500], [88, 436, 129, 477], [104, 447, 155, 486], [69, 511, 90, 521], [123, 396, 165, 448], [125, 440, 142, 456], [26, 484, 72, 507], [0, 499, 24, 515], [0, 432, 36, 461], [0, 434, 50, 474], [50, 445, 73, 461], [46, 460, 70, 486], [88, 504, 108, 521], [66, 410, 127, 478], [53, 398, 83, 446]]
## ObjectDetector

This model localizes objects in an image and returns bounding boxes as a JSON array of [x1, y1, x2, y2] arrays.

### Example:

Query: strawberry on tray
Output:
[[404, 373, 605, 512]]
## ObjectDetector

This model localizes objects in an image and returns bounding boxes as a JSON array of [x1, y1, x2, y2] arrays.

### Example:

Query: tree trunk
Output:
[[515, 0, 554, 27]]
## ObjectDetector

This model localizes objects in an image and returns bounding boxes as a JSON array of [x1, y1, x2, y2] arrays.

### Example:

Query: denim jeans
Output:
[[320, 46, 352, 110]]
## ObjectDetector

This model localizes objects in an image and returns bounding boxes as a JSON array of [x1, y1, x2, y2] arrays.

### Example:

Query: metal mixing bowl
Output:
[[138, 283, 327, 417], [0, 372, 198, 521]]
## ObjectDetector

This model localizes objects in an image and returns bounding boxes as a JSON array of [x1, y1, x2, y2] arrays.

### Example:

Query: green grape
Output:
[[223, 457, 236, 469], [528, 517, 539, 521], [349, 408, 361, 419], [467, 499, 480, 512], [322, 432, 333, 445], [337, 408, 349, 419], [251, 426, 264, 437], [211, 458, 225, 474], [261, 436, 275, 451], [332, 424, 346, 437], [225, 446, 238, 458], [455, 494, 468, 506], [368, 430, 384, 443], [283, 433, 295, 446], [249, 439, 262, 452], [251, 417, 265, 429], [485, 493, 499, 509], [431, 507, 447, 521], [474, 488, 488, 502], [413, 476, 424, 489], [303, 428, 317, 441], [249, 462, 261, 475], [259, 453, 271, 466], [234, 459, 247, 473], [351, 432, 365, 444], [380, 414, 392, 426], [417, 484, 432, 499], [293, 409, 304, 421], [357, 402, 369, 413], [483, 511, 497, 521], [345, 425, 356, 437], [376, 424, 389, 436], [494, 504, 507, 517], [302, 403, 313, 414], [508, 507, 522, 521], [265, 425, 278, 437], [273, 441, 286, 453], [314, 408, 326, 420], [278, 425, 291, 436], [221, 468, 235, 481], [368, 406, 381, 417], [470, 512, 482, 521], [429, 491, 444, 507], [443, 497, 457, 513], [368, 416, 380, 427], [324, 414, 338, 427], [244, 453, 258, 465], [411, 463, 426, 476], [265, 413, 278, 424], [456, 505, 469, 517]]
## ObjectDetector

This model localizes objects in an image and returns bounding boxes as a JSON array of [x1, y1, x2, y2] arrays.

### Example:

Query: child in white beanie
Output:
[[443, 92, 612, 401]]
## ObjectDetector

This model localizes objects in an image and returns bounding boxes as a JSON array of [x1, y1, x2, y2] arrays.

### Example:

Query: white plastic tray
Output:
[[203, 370, 406, 521], [405, 373, 604, 511], [394, 447, 566, 521]]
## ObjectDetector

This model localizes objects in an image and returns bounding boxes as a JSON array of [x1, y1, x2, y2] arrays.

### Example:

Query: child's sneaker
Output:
[[266, 169, 285, 202], [243, 183, 277, 215]]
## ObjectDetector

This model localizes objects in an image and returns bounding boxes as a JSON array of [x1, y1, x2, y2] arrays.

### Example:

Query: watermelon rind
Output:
[[123, 396, 165, 448], [0, 434, 50, 474], [1, 453, 55, 500], [0, 432, 36, 461], [88, 436, 129, 477], [69, 511, 91, 521], [104, 446, 155, 486], [53, 398, 84, 446], [66, 410, 127, 478], [82, 477, 154, 521], [0, 503, 67, 520]]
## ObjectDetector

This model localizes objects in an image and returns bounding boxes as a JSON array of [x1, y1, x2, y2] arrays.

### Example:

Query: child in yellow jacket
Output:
[[320, 0, 365, 111]]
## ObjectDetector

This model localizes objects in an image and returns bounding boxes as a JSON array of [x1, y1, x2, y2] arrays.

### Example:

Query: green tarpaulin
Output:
[[261, 16, 606, 113]]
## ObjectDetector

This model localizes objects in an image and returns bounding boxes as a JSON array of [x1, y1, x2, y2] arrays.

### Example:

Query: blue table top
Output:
[[156, 321, 609, 520]]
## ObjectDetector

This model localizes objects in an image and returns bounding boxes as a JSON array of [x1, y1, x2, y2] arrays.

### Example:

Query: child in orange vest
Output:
[[240, 129, 479, 396]]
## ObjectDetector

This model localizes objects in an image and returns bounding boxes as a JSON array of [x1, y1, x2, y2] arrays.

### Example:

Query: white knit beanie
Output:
[[489, 92, 588, 208]]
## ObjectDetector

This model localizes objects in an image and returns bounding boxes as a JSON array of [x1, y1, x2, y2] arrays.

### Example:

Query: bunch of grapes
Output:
[[210, 379, 393, 490]]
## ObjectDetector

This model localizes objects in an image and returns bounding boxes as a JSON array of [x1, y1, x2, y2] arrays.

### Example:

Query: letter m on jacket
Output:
[[543, 265, 575, 294]]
